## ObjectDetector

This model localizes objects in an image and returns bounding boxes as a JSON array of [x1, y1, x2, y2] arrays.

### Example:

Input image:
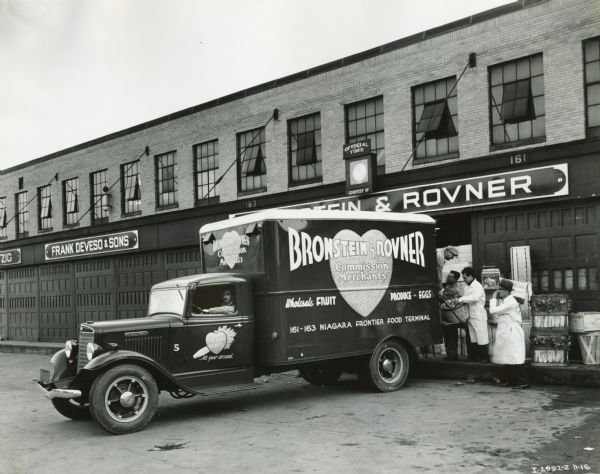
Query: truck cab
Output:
[[163, 274, 255, 389]]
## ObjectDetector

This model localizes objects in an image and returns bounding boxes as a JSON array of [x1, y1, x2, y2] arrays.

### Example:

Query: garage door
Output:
[[39, 263, 76, 341], [474, 201, 599, 311], [7, 267, 38, 341]]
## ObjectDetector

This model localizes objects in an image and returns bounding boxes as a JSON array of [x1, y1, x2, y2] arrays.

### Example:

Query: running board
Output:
[[194, 382, 262, 396]]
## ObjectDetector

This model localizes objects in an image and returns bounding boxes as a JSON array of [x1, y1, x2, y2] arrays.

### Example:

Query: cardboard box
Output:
[[511, 280, 532, 301], [510, 246, 532, 283], [569, 312, 600, 333], [510, 246, 532, 323], [481, 267, 500, 290]]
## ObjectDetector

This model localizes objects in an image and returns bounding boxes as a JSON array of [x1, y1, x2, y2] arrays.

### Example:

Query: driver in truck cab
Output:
[[202, 289, 237, 315]]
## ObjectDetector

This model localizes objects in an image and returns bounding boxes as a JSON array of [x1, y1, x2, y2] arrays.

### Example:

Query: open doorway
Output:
[[433, 212, 471, 248]]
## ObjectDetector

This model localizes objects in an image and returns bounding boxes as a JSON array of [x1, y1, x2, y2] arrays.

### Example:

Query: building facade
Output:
[[1, 0, 599, 342]]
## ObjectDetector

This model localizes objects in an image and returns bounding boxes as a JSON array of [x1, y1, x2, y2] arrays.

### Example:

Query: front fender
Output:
[[83, 349, 159, 371], [47, 349, 78, 384], [75, 350, 187, 392]]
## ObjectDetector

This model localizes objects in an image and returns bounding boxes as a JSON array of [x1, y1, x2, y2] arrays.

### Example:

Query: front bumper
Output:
[[36, 380, 82, 400], [36, 358, 81, 401]]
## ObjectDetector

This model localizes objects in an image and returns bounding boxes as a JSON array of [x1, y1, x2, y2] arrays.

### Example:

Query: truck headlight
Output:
[[64, 340, 78, 360], [86, 342, 102, 361]]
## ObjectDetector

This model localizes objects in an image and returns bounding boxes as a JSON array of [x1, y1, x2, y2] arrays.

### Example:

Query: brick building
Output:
[[0, 0, 599, 342]]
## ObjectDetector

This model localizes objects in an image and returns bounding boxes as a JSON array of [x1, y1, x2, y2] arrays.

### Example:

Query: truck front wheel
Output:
[[359, 340, 409, 392], [89, 364, 158, 435], [51, 398, 91, 420], [299, 365, 343, 386]]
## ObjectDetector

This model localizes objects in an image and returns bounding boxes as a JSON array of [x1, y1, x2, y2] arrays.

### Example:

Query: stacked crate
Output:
[[530, 294, 571, 366], [569, 312, 600, 365]]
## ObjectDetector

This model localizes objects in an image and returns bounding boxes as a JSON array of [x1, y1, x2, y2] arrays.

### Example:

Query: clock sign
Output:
[[343, 140, 376, 196], [350, 161, 369, 184]]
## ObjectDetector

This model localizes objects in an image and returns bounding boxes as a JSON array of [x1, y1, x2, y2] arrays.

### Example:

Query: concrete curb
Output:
[[0, 341, 62, 356], [416, 358, 600, 387]]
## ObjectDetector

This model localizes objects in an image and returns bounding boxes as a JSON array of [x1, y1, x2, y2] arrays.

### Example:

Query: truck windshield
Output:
[[148, 287, 186, 316]]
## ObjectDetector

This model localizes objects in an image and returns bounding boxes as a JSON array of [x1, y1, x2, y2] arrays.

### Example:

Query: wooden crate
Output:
[[577, 332, 600, 365], [531, 294, 571, 317], [531, 348, 569, 366], [530, 331, 571, 366], [569, 312, 600, 333], [533, 313, 569, 331]]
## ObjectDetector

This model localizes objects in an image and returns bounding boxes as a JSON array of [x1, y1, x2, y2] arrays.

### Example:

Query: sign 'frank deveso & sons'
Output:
[[45, 230, 139, 261]]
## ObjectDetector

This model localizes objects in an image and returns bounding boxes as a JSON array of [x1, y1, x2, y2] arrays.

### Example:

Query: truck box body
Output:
[[200, 209, 441, 366]]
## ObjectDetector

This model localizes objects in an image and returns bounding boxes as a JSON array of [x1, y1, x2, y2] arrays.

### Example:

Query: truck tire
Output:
[[359, 340, 409, 392], [299, 365, 343, 386], [89, 364, 158, 435], [51, 398, 91, 420]]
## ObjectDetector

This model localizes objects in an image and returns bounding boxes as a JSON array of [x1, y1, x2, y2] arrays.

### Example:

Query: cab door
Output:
[[176, 283, 254, 390]]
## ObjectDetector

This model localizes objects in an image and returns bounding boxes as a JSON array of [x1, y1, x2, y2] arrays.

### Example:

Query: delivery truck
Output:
[[36, 209, 442, 434]]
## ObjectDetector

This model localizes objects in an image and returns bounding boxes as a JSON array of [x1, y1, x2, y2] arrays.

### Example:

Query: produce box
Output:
[[531, 294, 571, 316], [481, 267, 500, 290], [531, 348, 569, 366], [533, 313, 568, 331], [530, 333, 571, 366], [569, 312, 600, 333]]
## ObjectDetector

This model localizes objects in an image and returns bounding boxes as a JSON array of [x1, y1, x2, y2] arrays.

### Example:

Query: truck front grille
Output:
[[77, 327, 95, 372], [124, 336, 162, 362]]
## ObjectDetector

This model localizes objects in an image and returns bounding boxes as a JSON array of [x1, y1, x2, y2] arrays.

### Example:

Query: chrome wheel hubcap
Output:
[[104, 375, 148, 423]]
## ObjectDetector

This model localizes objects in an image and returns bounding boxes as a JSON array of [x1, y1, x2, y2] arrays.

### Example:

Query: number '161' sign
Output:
[[0, 249, 21, 267]]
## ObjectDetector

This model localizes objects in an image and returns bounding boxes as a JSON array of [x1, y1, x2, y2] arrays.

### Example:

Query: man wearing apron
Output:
[[459, 266, 490, 363]]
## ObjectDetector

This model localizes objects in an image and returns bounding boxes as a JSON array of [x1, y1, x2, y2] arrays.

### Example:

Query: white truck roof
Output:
[[199, 209, 435, 234]]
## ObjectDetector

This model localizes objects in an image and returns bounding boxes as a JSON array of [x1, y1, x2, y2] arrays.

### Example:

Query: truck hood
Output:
[[82, 314, 178, 334]]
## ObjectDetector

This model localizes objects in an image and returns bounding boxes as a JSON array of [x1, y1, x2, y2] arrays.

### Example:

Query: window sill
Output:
[[288, 178, 323, 188], [16, 232, 29, 239], [490, 136, 545, 152], [195, 196, 220, 207], [413, 152, 459, 166], [155, 204, 179, 211], [121, 211, 142, 218], [38, 227, 53, 234], [63, 223, 80, 230], [237, 188, 267, 197]]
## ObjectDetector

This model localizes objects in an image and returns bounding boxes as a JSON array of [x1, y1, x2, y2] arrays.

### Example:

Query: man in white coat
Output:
[[488, 279, 529, 388], [458, 267, 490, 363]]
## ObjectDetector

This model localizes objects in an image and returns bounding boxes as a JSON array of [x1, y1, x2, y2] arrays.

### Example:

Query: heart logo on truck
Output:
[[206, 330, 228, 354], [218, 231, 243, 269], [329, 229, 392, 317], [193, 326, 237, 359]]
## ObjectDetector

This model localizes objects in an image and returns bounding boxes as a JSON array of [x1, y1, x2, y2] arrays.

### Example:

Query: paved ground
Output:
[[1, 352, 600, 473]]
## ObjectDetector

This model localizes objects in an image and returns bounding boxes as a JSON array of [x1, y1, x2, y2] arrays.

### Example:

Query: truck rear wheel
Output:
[[359, 340, 409, 392], [299, 365, 343, 386], [89, 364, 158, 435]]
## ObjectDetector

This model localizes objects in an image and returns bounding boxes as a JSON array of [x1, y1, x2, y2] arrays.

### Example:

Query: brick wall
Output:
[[1, 0, 598, 243]]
